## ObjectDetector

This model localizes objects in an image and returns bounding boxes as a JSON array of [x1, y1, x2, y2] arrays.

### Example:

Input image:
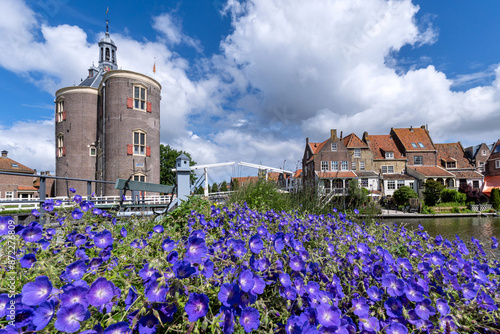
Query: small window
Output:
[[354, 149, 361, 158], [409, 182, 414, 189], [133, 131, 146, 156], [90, 147, 96, 156], [411, 142, 418, 148], [5, 191, 13, 199], [496, 160, 500, 169], [321, 161, 328, 172], [385, 152, 394, 159], [414, 156, 423, 165], [479, 162, 485, 171], [57, 100, 65, 122], [331, 143, 337, 151], [473, 180, 479, 189], [133, 174, 146, 182], [446, 161, 456, 169], [381, 166, 394, 173], [397, 180, 405, 189], [351, 161, 356, 170], [11, 163, 18, 168], [134, 85, 147, 111], [341, 161, 348, 170], [387, 180, 396, 190], [57, 134, 64, 158], [359, 161, 365, 171], [482, 150, 487, 156], [361, 179, 368, 187], [418, 142, 425, 148], [331, 161, 339, 171]]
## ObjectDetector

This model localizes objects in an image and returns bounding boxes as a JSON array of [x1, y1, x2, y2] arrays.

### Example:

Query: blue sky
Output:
[[1, 0, 500, 180]]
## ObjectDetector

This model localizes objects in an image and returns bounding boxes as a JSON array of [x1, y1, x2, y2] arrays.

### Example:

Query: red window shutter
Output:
[[146, 102, 152, 113], [62, 110, 67, 121], [127, 144, 133, 155], [146, 146, 151, 157], [62, 147, 66, 156], [127, 97, 134, 109]]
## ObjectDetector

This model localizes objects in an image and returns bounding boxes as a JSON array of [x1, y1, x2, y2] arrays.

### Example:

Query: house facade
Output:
[[55, 25, 161, 196], [464, 143, 492, 173], [483, 140, 500, 196], [0, 151, 38, 199]]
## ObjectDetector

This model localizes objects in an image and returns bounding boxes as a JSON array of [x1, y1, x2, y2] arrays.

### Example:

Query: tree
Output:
[[211, 183, 219, 193], [346, 179, 368, 209], [393, 186, 418, 206], [160, 144, 197, 186], [423, 179, 445, 206], [440, 189, 466, 204], [220, 181, 228, 192], [491, 188, 500, 210], [459, 184, 483, 204]]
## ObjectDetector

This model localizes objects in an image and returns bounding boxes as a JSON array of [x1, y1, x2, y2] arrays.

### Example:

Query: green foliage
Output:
[[160, 144, 197, 186], [346, 179, 368, 209], [393, 186, 418, 206], [423, 179, 445, 206], [229, 179, 289, 211], [440, 189, 466, 204], [491, 188, 500, 211], [211, 183, 219, 193], [220, 180, 228, 192]]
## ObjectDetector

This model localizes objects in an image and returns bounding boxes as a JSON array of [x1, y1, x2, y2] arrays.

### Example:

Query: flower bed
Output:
[[0, 195, 499, 333]]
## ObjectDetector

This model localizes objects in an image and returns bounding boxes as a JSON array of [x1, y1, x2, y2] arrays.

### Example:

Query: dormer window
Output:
[[446, 161, 456, 169], [385, 152, 394, 159], [11, 163, 18, 168], [411, 143, 418, 148], [331, 143, 337, 151]]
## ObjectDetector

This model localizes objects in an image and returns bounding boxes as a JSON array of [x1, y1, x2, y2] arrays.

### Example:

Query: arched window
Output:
[[100, 47, 103, 61], [112, 50, 115, 63], [105, 48, 110, 61]]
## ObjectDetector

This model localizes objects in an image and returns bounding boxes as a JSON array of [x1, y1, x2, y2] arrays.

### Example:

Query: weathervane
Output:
[[105, 7, 109, 33]]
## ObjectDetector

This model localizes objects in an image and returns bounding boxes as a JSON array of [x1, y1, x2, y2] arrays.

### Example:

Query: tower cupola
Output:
[[98, 20, 117, 71]]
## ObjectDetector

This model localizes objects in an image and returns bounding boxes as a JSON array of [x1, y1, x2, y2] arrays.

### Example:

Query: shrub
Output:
[[459, 183, 484, 204], [423, 179, 445, 206], [440, 188, 466, 204], [393, 185, 418, 206], [491, 188, 500, 211]]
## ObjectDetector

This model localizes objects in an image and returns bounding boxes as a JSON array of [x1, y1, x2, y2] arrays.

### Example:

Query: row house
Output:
[[483, 140, 500, 196], [464, 143, 492, 173]]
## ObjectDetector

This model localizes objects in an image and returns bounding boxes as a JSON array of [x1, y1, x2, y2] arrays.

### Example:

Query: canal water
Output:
[[381, 215, 500, 259]]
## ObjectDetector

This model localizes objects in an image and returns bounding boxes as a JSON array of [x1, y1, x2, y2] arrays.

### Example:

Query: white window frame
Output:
[[482, 150, 487, 156], [446, 161, 456, 169], [381, 165, 394, 173], [354, 149, 361, 158], [331, 143, 337, 152], [351, 161, 356, 170], [331, 161, 339, 171], [5, 191, 13, 199], [133, 173, 146, 182], [387, 180, 396, 190], [414, 156, 423, 165], [359, 161, 365, 171], [89, 147, 96, 156], [133, 85, 147, 111], [57, 100, 64, 122], [321, 161, 329, 172], [341, 161, 348, 170], [397, 180, 405, 189], [496, 160, 500, 169], [133, 130, 146, 156], [385, 152, 394, 159], [479, 162, 485, 171], [57, 134, 64, 158], [361, 179, 368, 187]]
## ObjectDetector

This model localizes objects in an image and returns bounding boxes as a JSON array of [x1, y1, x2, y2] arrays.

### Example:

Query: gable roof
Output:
[[489, 140, 500, 160], [408, 166, 455, 177], [435, 143, 474, 169], [391, 127, 435, 152], [0, 155, 35, 174], [308, 140, 329, 155], [364, 135, 405, 160], [342, 133, 368, 148]]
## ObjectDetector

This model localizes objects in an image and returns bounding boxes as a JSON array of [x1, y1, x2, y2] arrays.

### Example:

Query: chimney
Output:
[[340, 131, 343, 139], [306, 137, 309, 145], [410, 126, 413, 132], [1, 150, 7, 157], [330, 129, 337, 140]]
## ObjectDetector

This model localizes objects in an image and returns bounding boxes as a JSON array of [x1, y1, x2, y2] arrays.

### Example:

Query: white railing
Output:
[[0, 194, 173, 212]]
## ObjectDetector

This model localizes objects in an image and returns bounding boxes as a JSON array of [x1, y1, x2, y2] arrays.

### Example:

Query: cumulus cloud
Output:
[[1, 0, 500, 181]]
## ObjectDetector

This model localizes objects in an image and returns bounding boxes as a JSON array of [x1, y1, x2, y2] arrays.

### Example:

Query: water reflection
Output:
[[382, 216, 500, 259]]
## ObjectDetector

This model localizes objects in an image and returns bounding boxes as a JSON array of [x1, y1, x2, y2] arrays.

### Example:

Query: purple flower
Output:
[[125, 287, 137, 310], [43, 199, 54, 211], [251, 275, 266, 295], [162, 238, 175, 252], [19, 253, 37, 268], [289, 255, 305, 272], [153, 225, 164, 233], [415, 298, 436, 320], [316, 303, 341, 328], [381, 274, 405, 297], [69, 187, 76, 193], [366, 286, 383, 301], [103, 322, 131, 334], [352, 297, 370, 319], [21, 276, 52, 306], [461, 283, 478, 299], [353, 209, 359, 214], [185, 236, 207, 263], [73, 194, 82, 203], [218, 283, 240, 307], [361, 317, 380, 332], [60, 286, 89, 307], [239, 270, 255, 292], [54, 303, 89, 333], [32, 208, 40, 217], [173, 260, 196, 279], [478, 291, 498, 311], [436, 299, 449, 316], [249, 234, 264, 254], [404, 282, 424, 302], [71, 208, 83, 220], [94, 230, 114, 249], [65, 260, 88, 281], [240, 307, 260, 333], [32, 300, 56, 331], [200, 259, 214, 278], [384, 297, 403, 318], [87, 277, 116, 307], [279, 273, 292, 288], [21, 223, 43, 243], [492, 237, 498, 249], [386, 322, 408, 334], [184, 293, 209, 322], [145, 280, 168, 303], [137, 313, 158, 334]]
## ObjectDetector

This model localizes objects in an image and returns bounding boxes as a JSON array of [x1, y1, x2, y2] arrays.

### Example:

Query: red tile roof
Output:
[[308, 140, 328, 155], [450, 171, 484, 179], [0, 156, 35, 174], [231, 176, 259, 185], [293, 169, 303, 178], [483, 175, 500, 195], [343, 133, 368, 148], [364, 135, 405, 160], [316, 171, 357, 178], [409, 166, 455, 177], [391, 127, 435, 151], [17, 186, 38, 191], [435, 143, 473, 169], [382, 174, 416, 180]]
